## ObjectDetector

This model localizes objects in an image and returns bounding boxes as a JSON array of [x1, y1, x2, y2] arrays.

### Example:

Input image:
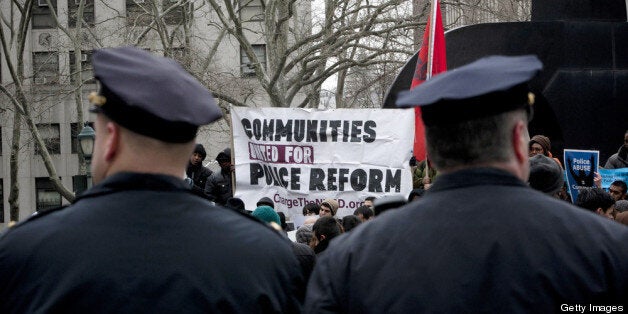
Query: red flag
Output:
[[411, 0, 446, 161]]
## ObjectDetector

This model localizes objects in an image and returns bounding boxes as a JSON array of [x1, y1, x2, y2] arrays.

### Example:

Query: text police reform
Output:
[[231, 107, 414, 219]]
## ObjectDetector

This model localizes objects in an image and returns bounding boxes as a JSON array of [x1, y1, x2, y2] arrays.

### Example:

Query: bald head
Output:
[[91, 113, 195, 185]]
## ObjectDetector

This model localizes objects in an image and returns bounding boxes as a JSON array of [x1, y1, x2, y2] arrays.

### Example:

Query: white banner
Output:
[[231, 107, 415, 224]]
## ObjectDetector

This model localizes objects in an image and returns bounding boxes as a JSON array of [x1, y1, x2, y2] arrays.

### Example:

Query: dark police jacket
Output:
[[0, 173, 303, 313], [305, 168, 628, 313]]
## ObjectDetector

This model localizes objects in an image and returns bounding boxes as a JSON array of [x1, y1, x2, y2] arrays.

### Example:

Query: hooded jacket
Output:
[[604, 146, 628, 169]]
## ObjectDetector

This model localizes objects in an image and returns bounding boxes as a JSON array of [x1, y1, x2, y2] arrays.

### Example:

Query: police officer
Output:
[[305, 55, 628, 312], [0, 47, 303, 313]]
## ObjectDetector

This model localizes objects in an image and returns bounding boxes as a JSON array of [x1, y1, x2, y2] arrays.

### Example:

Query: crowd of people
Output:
[[0, 48, 627, 313]]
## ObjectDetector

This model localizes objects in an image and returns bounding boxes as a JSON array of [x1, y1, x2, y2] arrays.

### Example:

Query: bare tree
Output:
[[203, 0, 426, 108], [0, 0, 102, 220], [0, 0, 74, 221]]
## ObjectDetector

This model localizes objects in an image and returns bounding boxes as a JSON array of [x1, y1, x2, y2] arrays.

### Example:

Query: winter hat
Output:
[[216, 148, 231, 162], [321, 199, 339, 216], [224, 197, 246, 213], [530, 135, 551, 155], [296, 224, 313, 244], [193, 144, 207, 160], [528, 154, 564, 194], [256, 197, 274, 208], [252, 205, 281, 225]]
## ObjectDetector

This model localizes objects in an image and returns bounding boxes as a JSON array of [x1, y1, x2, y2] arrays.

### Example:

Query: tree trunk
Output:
[[9, 110, 21, 222]]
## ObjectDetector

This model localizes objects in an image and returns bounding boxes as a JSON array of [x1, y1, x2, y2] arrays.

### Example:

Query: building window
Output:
[[163, 0, 185, 25], [70, 122, 94, 154], [69, 51, 94, 84], [0, 178, 4, 223], [68, 0, 95, 28], [36, 177, 62, 211], [126, 0, 152, 26], [240, 44, 266, 76], [32, 0, 58, 29], [240, 0, 264, 22], [35, 123, 61, 155], [33, 52, 59, 85], [72, 175, 88, 195]]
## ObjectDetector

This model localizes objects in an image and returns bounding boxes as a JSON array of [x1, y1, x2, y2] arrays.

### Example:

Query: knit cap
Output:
[[530, 135, 551, 155], [296, 224, 314, 244], [321, 199, 339, 216], [252, 205, 281, 225], [256, 197, 274, 208], [529, 154, 564, 194]]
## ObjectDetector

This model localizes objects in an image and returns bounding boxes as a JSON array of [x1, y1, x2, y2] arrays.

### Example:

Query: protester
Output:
[[296, 224, 314, 245], [529, 134, 563, 168], [616, 211, 628, 226], [576, 187, 616, 220], [353, 205, 374, 222], [615, 199, 628, 213], [186, 143, 213, 190], [252, 205, 281, 226], [257, 196, 275, 208], [363, 196, 376, 208], [528, 154, 564, 197], [609, 180, 627, 201], [305, 55, 628, 312], [319, 199, 339, 217], [412, 157, 438, 189], [604, 129, 628, 169], [0, 47, 303, 313], [341, 215, 361, 232], [302, 203, 320, 216], [204, 148, 233, 205], [310, 216, 342, 256], [224, 197, 247, 213]]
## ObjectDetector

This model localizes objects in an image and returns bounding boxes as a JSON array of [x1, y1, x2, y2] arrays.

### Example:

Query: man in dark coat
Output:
[[305, 55, 628, 313], [0, 47, 303, 314], [604, 129, 628, 169], [204, 148, 234, 205], [186, 143, 213, 190]]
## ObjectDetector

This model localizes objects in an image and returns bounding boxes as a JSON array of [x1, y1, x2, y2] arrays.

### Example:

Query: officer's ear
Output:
[[104, 121, 120, 162], [512, 119, 528, 168]]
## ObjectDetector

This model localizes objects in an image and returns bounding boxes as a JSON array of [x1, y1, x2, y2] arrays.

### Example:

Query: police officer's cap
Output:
[[396, 55, 542, 126], [89, 46, 222, 143]]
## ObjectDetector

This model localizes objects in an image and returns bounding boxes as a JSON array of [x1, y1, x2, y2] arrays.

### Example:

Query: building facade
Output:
[[0, 0, 311, 226]]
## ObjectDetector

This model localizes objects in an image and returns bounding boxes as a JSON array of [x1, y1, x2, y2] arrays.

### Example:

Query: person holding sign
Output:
[[305, 55, 628, 312]]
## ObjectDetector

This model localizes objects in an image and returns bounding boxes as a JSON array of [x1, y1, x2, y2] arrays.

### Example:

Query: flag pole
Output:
[[424, 0, 438, 182], [426, 0, 438, 80]]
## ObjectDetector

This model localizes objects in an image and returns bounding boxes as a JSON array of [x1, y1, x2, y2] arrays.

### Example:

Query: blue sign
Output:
[[598, 168, 628, 189], [563, 149, 599, 203]]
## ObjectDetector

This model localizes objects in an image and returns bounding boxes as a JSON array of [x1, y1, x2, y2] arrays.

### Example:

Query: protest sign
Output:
[[598, 168, 628, 190], [231, 107, 414, 224], [563, 149, 599, 203]]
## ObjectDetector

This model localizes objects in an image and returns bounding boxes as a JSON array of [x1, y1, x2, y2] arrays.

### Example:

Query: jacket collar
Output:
[[75, 172, 191, 202], [428, 167, 528, 193]]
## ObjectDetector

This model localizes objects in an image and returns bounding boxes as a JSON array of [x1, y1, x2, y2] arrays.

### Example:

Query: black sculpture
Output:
[[384, 0, 628, 163]]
